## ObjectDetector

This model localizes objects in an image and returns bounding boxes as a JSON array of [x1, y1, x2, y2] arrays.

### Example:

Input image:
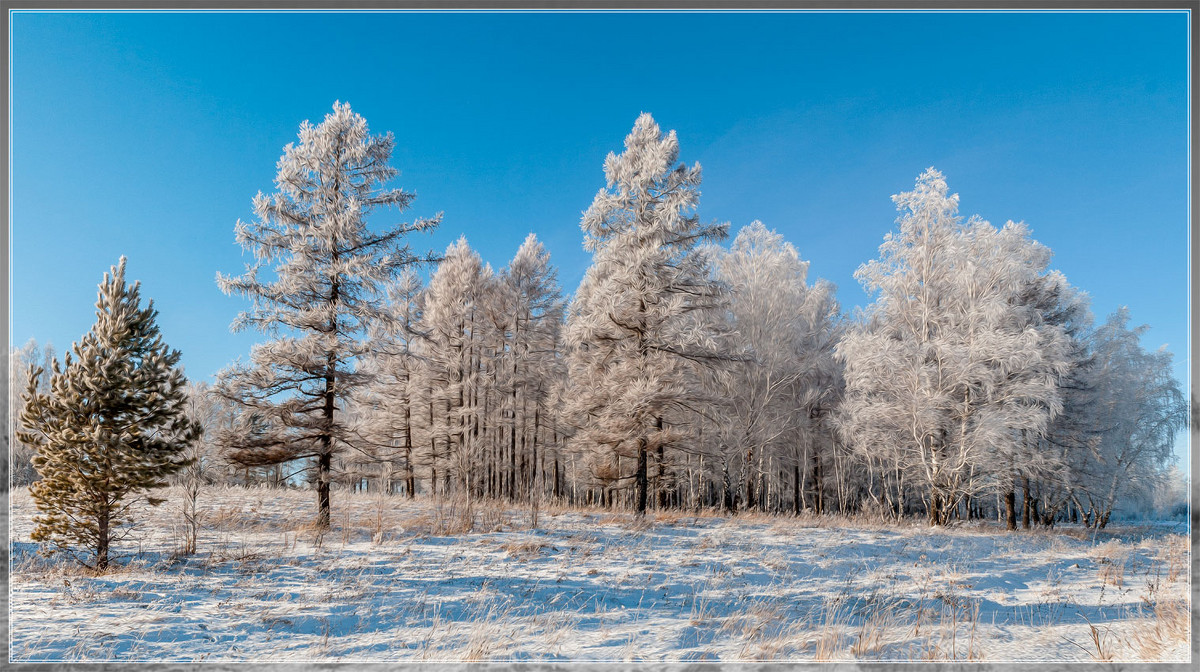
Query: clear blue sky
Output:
[[9, 11, 1190, 461]]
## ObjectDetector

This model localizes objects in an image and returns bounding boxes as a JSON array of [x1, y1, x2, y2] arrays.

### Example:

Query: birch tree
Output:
[[1075, 309, 1187, 527], [708, 221, 843, 513], [1006, 272, 1093, 528], [837, 168, 1070, 525], [175, 381, 232, 554], [216, 102, 440, 528], [9, 339, 56, 488]]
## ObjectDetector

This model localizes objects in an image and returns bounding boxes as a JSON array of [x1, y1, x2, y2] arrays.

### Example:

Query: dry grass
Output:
[[849, 604, 895, 657], [1155, 534, 1188, 582], [1128, 598, 1189, 660], [1091, 540, 1130, 587], [812, 617, 847, 661], [1084, 620, 1115, 661], [499, 538, 551, 560]]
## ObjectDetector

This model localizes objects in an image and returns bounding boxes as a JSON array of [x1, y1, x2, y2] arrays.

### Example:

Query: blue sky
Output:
[[9, 10, 1190, 460]]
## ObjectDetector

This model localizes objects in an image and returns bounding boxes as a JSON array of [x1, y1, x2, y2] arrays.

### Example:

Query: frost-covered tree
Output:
[[1005, 272, 1093, 529], [1072, 309, 1187, 528], [564, 113, 728, 515], [1149, 463, 1188, 520], [174, 381, 240, 554], [9, 339, 56, 488], [1, 348, 6, 492], [216, 102, 440, 528], [19, 258, 198, 569], [415, 237, 491, 502], [1, 346, 6, 492], [358, 268, 426, 497], [837, 169, 1071, 525], [496, 234, 565, 507], [374, 233, 565, 512], [708, 221, 843, 513]]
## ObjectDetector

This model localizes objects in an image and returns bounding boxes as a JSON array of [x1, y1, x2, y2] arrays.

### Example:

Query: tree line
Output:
[[10, 102, 1188, 567]]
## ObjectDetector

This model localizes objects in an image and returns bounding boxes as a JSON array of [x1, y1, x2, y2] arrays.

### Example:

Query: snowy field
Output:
[[7, 485, 1191, 663]]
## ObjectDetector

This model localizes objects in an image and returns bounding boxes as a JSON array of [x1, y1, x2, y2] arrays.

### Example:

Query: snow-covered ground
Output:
[[7, 485, 1191, 662]]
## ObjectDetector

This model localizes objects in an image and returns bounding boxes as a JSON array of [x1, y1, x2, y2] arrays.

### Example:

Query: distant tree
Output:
[[174, 381, 237, 554], [358, 268, 427, 498], [1074, 309, 1187, 528], [1149, 463, 1188, 520], [1, 344, 6, 492], [563, 113, 728, 516], [19, 258, 198, 570], [216, 102, 440, 528], [9, 339, 56, 488]]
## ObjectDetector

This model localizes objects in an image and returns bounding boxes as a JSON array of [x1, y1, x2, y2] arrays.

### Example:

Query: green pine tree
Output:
[[19, 257, 198, 570]]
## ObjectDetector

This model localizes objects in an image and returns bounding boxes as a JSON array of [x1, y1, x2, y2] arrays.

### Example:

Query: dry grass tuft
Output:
[[1091, 540, 1130, 587], [849, 603, 897, 657], [499, 538, 550, 560], [812, 617, 847, 661], [1086, 622, 1114, 661]]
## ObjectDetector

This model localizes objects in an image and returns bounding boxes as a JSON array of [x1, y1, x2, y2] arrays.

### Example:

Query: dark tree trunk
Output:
[[531, 408, 540, 502], [318, 244, 340, 529], [508, 402, 517, 501], [811, 450, 823, 516], [635, 438, 648, 516], [317, 451, 332, 529], [428, 391, 437, 500], [405, 405, 415, 498], [1021, 477, 1031, 530], [723, 462, 736, 513], [552, 426, 561, 500], [655, 417, 666, 509], [317, 357, 335, 529], [793, 462, 802, 516], [97, 507, 110, 570], [745, 447, 756, 511]]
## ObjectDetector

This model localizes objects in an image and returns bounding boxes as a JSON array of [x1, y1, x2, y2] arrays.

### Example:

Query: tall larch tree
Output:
[[359, 268, 426, 497], [216, 102, 440, 528], [499, 234, 566, 505], [19, 258, 198, 570], [416, 237, 490, 501], [564, 113, 728, 516]]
